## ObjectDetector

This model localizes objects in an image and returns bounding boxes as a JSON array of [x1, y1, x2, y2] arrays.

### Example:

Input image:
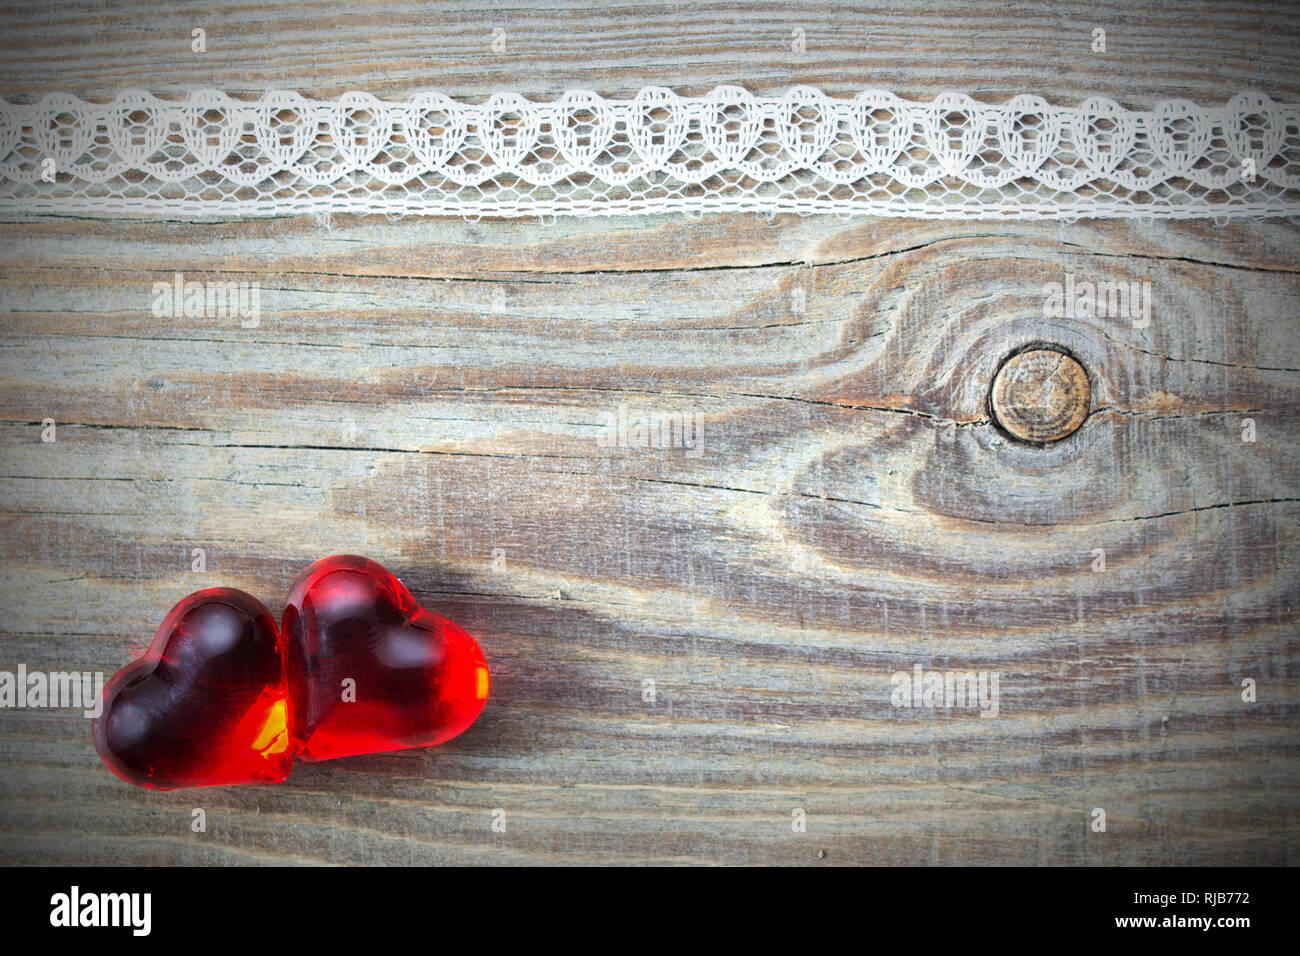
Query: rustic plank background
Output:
[[0, 0, 1297, 865]]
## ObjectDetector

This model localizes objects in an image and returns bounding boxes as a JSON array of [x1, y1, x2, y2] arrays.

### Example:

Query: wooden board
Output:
[[0, 1, 1297, 866]]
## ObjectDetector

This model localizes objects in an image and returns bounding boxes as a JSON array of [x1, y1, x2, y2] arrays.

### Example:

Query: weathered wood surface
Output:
[[0, 1, 1297, 865]]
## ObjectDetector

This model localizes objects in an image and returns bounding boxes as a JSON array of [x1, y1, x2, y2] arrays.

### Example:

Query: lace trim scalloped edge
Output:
[[1, 87, 1298, 219]]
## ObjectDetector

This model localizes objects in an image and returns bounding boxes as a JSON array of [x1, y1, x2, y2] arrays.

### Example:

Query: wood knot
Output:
[[990, 348, 1091, 443]]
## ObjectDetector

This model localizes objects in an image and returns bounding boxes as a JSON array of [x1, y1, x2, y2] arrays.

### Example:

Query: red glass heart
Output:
[[284, 555, 489, 762], [92, 589, 291, 790]]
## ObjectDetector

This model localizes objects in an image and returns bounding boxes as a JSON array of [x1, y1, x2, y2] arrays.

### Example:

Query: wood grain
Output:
[[0, 1, 1297, 866], [0, 0, 1297, 104]]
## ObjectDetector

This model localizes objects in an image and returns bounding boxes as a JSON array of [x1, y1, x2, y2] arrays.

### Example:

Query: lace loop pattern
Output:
[[1, 88, 1297, 218]]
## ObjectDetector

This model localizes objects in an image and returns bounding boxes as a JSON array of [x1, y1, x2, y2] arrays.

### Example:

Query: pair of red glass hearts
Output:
[[92, 555, 489, 790]]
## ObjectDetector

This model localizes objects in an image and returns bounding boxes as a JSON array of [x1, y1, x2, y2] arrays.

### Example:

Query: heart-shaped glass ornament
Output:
[[92, 588, 291, 790], [283, 555, 490, 762]]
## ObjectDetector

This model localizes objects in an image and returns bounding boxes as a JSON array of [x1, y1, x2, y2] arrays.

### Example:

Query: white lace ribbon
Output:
[[1, 87, 1297, 218]]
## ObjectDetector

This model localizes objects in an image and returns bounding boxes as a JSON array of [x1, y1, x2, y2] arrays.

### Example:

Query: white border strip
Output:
[[1, 88, 1297, 219]]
